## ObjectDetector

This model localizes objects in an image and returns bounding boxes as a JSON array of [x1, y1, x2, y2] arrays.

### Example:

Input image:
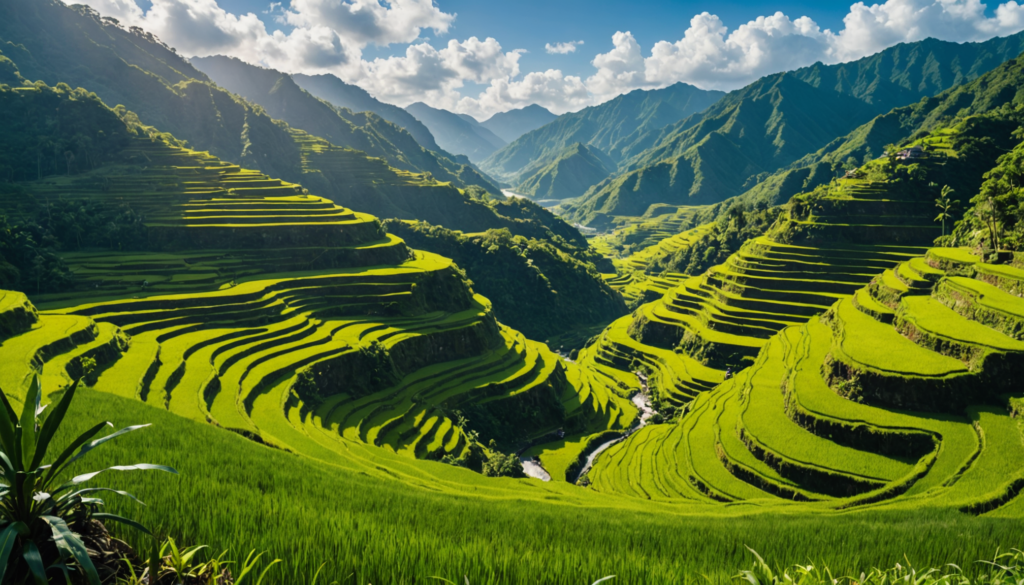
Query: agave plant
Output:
[[0, 376, 177, 585]]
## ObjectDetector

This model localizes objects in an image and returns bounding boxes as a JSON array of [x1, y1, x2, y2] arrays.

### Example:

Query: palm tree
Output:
[[934, 185, 957, 238]]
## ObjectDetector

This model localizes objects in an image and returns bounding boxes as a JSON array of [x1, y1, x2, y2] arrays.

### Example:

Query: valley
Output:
[[2, 1, 1024, 583]]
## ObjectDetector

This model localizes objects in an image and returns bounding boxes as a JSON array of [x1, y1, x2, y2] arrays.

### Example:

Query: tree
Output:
[[979, 195, 1004, 252], [935, 185, 958, 238], [884, 143, 900, 176]]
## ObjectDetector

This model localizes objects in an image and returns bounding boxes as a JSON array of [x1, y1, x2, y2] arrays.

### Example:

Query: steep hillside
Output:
[[730, 51, 1024, 216], [405, 102, 506, 162], [479, 104, 557, 143], [0, 0, 499, 199], [0, 0, 307, 183], [0, 85, 637, 469], [292, 72, 440, 151], [515, 142, 616, 200], [563, 32, 1024, 227], [190, 56, 496, 191], [481, 83, 724, 185], [384, 221, 626, 342], [577, 87, 1024, 502]]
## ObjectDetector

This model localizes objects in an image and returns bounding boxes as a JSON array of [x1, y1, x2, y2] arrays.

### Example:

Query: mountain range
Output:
[[291, 72, 441, 152], [559, 33, 1024, 227], [481, 83, 726, 190], [405, 102, 508, 163]]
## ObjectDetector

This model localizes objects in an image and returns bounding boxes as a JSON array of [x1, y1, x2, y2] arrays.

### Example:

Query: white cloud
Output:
[[74, 0, 1024, 118], [284, 0, 453, 47], [588, 0, 1024, 98], [457, 70, 591, 118], [545, 40, 583, 54]]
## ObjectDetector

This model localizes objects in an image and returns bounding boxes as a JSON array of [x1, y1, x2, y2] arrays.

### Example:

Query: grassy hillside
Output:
[[481, 83, 724, 185], [514, 142, 616, 200], [405, 102, 506, 163], [292, 72, 441, 152], [562, 33, 1024, 227]]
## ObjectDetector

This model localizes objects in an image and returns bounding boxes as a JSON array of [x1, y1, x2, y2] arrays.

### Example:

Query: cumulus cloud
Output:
[[349, 37, 522, 107], [588, 0, 1024, 99], [284, 0, 453, 47], [73, 0, 1024, 118], [545, 40, 583, 54]]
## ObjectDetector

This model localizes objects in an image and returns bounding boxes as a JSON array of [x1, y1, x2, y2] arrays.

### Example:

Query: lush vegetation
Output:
[[383, 220, 626, 342], [189, 56, 493, 191], [6, 3, 1024, 583]]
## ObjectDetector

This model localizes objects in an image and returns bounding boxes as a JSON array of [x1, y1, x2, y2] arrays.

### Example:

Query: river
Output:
[[574, 372, 655, 481]]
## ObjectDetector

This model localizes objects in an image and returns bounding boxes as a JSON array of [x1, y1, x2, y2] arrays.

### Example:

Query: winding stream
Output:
[[519, 372, 656, 483], [575, 372, 655, 480]]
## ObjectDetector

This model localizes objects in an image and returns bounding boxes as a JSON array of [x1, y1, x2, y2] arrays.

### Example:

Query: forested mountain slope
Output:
[[515, 142, 616, 200], [482, 83, 723, 187], [0, 0, 493, 195], [562, 32, 1024, 227], [189, 55, 496, 192], [405, 102, 507, 163], [292, 72, 441, 151], [731, 51, 1024, 215]]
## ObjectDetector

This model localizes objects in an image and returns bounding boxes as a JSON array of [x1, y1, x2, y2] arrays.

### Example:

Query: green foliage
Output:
[[384, 220, 626, 341], [0, 214, 73, 293], [737, 547, 1024, 585], [648, 204, 781, 279], [0, 377, 174, 585], [189, 56, 498, 193], [952, 134, 1024, 251], [480, 449, 524, 479], [0, 83, 131, 182]]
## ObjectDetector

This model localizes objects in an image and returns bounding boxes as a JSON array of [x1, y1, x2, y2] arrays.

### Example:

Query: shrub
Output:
[[0, 376, 176, 585]]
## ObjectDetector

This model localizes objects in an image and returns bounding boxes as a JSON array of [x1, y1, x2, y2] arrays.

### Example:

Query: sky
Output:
[[80, 0, 1024, 119]]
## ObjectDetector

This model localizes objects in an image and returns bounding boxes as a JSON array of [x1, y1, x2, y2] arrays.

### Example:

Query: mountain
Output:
[[291, 72, 440, 151], [481, 83, 725, 186], [725, 49, 1024, 217], [562, 33, 1024, 227], [0, 0, 504, 198], [405, 102, 507, 163], [190, 55, 495, 191], [479, 104, 557, 143], [514, 143, 616, 200]]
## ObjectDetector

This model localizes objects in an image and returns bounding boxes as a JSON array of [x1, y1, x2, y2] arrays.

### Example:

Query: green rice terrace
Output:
[[0, 135, 637, 461], [6, 21, 1024, 584]]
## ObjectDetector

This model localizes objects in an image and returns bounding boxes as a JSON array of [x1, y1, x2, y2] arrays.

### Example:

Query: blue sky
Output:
[[85, 0, 1022, 117]]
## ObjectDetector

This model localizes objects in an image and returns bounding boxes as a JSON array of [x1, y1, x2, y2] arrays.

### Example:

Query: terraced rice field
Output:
[[588, 244, 1024, 512], [1, 138, 635, 472], [598, 223, 714, 305]]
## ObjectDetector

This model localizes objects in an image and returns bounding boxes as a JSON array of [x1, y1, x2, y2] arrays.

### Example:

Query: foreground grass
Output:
[[59, 390, 1023, 585]]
